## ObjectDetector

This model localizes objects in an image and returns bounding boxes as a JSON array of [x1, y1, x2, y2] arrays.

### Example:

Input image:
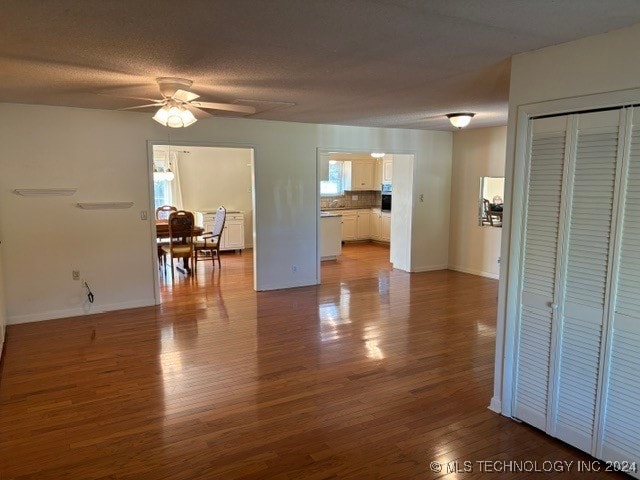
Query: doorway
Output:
[[148, 143, 256, 302], [316, 149, 415, 282]]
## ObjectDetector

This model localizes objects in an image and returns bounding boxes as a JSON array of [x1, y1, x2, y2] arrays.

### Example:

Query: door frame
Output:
[[495, 87, 640, 418], [315, 147, 417, 284], [146, 140, 258, 302]]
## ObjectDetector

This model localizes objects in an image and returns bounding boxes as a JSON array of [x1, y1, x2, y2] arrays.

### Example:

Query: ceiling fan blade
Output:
[[119, 103, 164, 111], [174, 89, 200, 102], [184, 104, 212, 119], [190, 101, 256, 115], [97, 92, 163, 103]]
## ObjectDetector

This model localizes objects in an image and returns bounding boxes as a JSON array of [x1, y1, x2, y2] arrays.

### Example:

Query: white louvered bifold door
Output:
[[552, 110, 622, 453], [599, 107, 640, 471], [513, 116, 569, 430]]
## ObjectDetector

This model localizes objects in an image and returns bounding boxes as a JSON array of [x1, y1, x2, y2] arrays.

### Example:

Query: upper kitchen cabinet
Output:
[[344, 160, 375, 191], [382, 155, 393, 183]]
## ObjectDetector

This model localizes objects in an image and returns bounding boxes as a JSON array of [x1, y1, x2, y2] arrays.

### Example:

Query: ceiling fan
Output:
[[107, 77, 257, 128]]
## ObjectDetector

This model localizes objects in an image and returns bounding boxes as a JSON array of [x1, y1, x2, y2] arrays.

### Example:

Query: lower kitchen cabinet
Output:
[[196, 211, 245, 251], [340, 209, 389, 243], [341, 212, 358, 241], [381, 212, 391, 242]]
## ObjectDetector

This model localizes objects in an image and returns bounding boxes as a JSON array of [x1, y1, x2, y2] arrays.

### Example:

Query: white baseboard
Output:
[[7, 298, 156, 325], [257, 279, 319, 291], [488, 396, 502, 413], [448, 264, 499, 279], [411, 264, 448, 273]]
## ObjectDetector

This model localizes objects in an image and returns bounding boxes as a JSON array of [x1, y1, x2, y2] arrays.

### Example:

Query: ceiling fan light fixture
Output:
[[152, 105, 171, 126], [371, 152, 386, 158], [447, 113, 475, 129], [153, 105, 198, 128], [180, 108, 197, 127]]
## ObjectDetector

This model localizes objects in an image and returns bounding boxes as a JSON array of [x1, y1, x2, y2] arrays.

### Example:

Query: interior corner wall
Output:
[[495, 22, 640, 415], [0, 103, 452, 324], [448, 126, 506, 279]]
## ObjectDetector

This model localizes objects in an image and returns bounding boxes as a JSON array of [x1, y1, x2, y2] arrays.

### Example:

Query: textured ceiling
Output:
[[2, 1, 640, 131]]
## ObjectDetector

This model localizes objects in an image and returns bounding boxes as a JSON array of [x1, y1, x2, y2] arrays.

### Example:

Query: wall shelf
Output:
[[76, 202, 134, 210], [14, 188, 77, 197]]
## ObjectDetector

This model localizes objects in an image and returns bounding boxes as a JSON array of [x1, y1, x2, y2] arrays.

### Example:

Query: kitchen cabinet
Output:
[[345, 160, 375, 191], [382, 156, 393, 183], [373, 159, 383, 190], [320, 214, 342, 260], [381, 212, 391, 242], [370, 209, 381, 240], [357, 210, 371, 239], [341, 211, 358, 241], [197, 211, 245, 251]]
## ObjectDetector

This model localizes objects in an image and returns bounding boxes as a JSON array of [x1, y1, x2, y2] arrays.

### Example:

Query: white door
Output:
[[352, 161, 374, 190], [381, 214, 391, 242], [383, 157, 393, 183], [599, 107, 640, 466], [225, 222, 244, 249], [342, 214, 357, 241], [357, 211, 371, 239], [513, 115, 569, 431], [370, 212, 381, 240], [553, 110, 621, 452]]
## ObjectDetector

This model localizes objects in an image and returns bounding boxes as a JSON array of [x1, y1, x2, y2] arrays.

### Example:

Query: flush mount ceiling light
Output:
[[371, 152, 386, 158], [447, 113, 475, 129]]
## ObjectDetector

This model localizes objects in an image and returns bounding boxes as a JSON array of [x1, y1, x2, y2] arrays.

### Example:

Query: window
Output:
[[320, 160, 345, 196], [154, 179, 172, 209]]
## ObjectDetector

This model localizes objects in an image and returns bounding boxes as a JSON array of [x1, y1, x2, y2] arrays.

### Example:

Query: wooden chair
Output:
[[194, 206, 226, 270], [156, 205, 177, 267], [156, 205, 177, 221], [161, 210, 195, 276], [482, 199, 493, 226]]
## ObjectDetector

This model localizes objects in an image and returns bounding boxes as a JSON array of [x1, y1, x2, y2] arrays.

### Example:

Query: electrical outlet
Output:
[[72, 270, 80, 281], [352, 195, 358, 201], [291, 265, 297, 273], [140, 210, 148, 220]]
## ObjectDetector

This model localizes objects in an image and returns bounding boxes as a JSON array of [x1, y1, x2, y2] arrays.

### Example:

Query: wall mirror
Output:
[[479, 176, 505, 228]]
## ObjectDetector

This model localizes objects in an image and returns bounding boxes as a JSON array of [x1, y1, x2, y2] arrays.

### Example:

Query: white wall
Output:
[[448, 127, 506, 279], [175, 146, 254, 247], [389, 154, 414, 271], [0, 103, 452, 324], [494, 23, 640, 415]]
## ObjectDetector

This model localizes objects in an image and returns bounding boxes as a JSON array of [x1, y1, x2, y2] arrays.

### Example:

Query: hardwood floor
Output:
[[0, 243, 622, 479]]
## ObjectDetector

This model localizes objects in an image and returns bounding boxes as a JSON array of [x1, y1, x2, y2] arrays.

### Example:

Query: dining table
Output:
[[156, 221, 205, 273]]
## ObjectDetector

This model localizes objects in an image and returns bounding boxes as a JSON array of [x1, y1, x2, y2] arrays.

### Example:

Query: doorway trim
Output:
[[146, 140, 258, 303], [495, 86, 640, 418], [315, 147, 418, 283]]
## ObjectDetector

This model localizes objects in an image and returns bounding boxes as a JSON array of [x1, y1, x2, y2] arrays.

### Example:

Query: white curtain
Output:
[[168, 150, 184, 210]]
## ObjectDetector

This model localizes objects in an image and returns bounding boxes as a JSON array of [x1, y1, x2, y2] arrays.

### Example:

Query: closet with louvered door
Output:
[[598, 107, 640, 466], [553, 110, 622, 453], [513, 115, 568, 432], [513, 108, 640, 472]]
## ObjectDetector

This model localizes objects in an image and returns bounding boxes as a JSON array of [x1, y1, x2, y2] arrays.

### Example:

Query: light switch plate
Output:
[[140, 210, 148, 220]]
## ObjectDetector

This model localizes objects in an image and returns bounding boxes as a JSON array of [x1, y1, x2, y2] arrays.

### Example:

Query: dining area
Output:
[[156, 205, 226, 276]]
